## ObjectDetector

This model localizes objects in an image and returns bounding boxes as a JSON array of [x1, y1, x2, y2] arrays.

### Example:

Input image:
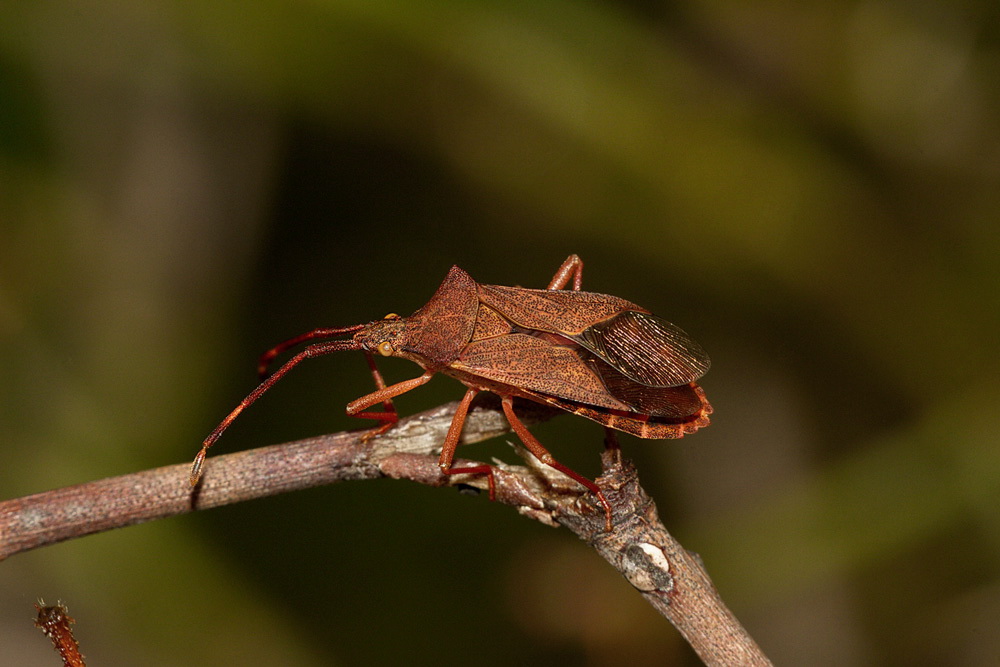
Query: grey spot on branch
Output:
[[622, 542, 674, 593]]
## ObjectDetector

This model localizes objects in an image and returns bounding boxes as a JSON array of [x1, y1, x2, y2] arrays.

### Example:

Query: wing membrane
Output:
[[575, 310, 709, 387], [588, 356, 705, 417]]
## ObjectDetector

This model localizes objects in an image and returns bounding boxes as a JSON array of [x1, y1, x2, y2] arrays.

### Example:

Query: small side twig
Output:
[[0, 398, 770, 665], [34, 600, 86, 667]]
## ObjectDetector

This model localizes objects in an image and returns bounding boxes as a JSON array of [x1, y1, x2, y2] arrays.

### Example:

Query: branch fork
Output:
[[0, 399, 769, 665]]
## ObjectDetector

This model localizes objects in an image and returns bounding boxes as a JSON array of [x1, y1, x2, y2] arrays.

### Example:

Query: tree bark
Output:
[[0, 398, 770, 665]]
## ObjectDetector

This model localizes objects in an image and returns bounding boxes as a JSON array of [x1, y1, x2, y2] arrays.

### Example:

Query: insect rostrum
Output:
[[190, 255, 711, 530]]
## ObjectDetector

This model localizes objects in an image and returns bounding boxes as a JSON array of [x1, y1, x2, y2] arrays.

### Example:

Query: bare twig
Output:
[[34, 601, 86, 667], [0, 398, 770, 665]]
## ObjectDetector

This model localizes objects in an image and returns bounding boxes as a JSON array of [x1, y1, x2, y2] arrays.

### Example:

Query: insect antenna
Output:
[[190, 334, 365, 486], [257, 324, 367, 378]]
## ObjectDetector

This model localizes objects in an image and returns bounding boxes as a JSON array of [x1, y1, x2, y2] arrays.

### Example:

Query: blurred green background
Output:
[[2, 1, 998, 665]]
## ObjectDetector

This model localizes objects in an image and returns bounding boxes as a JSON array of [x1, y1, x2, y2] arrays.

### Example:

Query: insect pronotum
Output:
[[190, 255, 712, 529]]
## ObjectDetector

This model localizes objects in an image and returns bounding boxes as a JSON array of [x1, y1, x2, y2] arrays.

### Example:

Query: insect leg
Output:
[[603, 427, 623, 467], [501, 396, 613, 531], [438, 388, 497, 499], [346, 370, 434, 422], [603, 427, 621, 451], [352, 351, 400, 439], [342, 371, 433, 444], [191, 338, 361, 486], [546, 254, 584, 291]]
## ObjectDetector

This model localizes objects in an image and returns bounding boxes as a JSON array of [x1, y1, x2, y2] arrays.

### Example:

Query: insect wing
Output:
[[478, 285, 709, 387], [587, 355, 705, 417], [478, 284, 638, 334], [526, 383, 712, 440], [452, 334, 633, 412], [575, 310, 709, 387]]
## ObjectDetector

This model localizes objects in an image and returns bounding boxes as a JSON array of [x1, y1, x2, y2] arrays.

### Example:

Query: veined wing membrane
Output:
[[575, 310, 710, 387], [587, 355, 705, 417]]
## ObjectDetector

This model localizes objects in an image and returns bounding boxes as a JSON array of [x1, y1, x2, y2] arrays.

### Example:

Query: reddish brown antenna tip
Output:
[[190, 449, 206, 486]]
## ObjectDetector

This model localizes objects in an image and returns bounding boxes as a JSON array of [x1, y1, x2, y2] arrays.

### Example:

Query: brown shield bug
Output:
[[190, 255, 711, 529]]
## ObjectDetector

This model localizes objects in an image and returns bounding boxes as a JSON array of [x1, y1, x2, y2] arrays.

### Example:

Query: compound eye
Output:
[[377, 341, 394, 357]]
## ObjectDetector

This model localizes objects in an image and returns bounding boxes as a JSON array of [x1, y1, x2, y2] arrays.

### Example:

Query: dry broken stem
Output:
[[0, 397, 770, 666]]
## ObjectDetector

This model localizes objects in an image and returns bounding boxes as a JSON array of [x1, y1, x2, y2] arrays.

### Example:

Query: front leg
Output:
[[347, 371, 435, 440]]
